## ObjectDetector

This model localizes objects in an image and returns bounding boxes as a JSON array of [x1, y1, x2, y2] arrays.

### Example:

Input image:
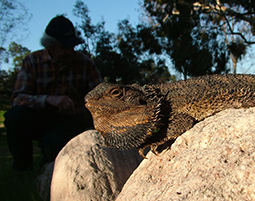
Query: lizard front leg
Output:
[[138, 113, 197, 158]]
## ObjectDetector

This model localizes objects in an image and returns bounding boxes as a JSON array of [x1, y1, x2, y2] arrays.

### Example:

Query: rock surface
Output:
[[51, 129, 143, 201], [116, 108, 255, 201], [36, 162, 54, 201]]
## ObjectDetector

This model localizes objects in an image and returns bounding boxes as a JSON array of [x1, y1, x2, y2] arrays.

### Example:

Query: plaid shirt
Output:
[[12, 48, 102, 114]]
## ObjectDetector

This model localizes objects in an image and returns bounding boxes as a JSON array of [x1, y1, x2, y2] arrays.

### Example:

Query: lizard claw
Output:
[[151, 145, 159, 155], [138, 147, 148, 159]]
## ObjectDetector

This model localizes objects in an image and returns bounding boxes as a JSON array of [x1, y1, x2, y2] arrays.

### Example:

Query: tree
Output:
[[216, 3, 249, 74], [0, 0, 31, 66], [209, 0, 255, 44], [141, 0, 255, 77], [227, 38, 247, 74], [73, 0, 174, 84], [94, 19, 171, 84], [73, 0, 101, 56], [94, 25, 126, 83], [0, 42, 30, 109], [139, 58, 175, 84], [116, 20, 173, 84], [7, 42, 31, 68]]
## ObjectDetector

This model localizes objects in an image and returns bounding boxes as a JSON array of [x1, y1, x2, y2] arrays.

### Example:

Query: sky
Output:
[[21, 0, 141, 51], [3, 0, 255, 74], [2, 0, 141, 70]]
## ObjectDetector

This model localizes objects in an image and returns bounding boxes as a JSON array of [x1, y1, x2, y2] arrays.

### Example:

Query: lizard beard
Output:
[[91, 104, 161, 150]]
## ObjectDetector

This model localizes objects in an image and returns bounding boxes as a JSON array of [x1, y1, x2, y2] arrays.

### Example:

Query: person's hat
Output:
[[45, 15, 83, 47]]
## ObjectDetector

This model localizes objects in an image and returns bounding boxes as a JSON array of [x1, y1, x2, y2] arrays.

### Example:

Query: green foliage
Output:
[[73, 0, 174, 85], [0, 110, 5, 127], [0, 42, 31, 109], [8, 42, 31, 68], [142, 0, 254, 77], [0, 0, 32, 108], [0, 0, 31, 64]]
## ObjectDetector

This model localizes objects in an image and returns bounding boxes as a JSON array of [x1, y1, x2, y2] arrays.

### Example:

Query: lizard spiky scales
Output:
[[85, 74, 255, 157], [85, 82, 161, 151]]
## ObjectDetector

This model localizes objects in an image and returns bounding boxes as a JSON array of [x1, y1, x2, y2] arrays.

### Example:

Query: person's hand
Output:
[[46, 95, 75, 113]]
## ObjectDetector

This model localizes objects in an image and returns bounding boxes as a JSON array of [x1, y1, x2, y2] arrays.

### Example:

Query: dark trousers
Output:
[[4, 106, 93, 170]]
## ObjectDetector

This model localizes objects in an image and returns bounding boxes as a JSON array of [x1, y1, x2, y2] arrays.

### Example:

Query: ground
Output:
[[0, 110, 44, 201]]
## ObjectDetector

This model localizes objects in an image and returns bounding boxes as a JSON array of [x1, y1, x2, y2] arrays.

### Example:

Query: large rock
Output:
[[51, 129, 143, 201], [36, 162, 54, 201], [116, 108, 255, 201]]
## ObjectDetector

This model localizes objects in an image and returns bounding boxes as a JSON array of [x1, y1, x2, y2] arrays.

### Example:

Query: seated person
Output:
[[4, 15, 102, 171]]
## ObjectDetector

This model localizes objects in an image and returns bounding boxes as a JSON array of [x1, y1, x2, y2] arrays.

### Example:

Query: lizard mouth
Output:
[[85, 102, 96, 110]]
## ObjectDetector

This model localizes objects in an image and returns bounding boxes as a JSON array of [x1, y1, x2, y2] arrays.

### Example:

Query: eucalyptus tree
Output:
[[73, 0, 173, 84], [0, 0, 31, 66], [141, 0, 255, 77]]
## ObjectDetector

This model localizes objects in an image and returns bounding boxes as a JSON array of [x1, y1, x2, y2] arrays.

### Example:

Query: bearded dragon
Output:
[[85, 74, 255, 157]]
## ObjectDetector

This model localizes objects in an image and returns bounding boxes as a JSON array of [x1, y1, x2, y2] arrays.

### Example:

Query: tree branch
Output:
[[208, 1, 255, 44]]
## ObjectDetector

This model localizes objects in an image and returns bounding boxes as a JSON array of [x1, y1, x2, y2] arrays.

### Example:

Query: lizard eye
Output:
[[110, 88, 123, 98]]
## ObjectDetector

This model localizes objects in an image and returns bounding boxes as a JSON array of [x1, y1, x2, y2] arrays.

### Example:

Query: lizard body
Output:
[[85, 74, 255, 157]]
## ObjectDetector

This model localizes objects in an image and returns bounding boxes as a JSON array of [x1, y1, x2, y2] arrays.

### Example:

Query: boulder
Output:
[[51, 129, 143, 201], [116, 108, 255, 201], [36, 162, 54, 201]]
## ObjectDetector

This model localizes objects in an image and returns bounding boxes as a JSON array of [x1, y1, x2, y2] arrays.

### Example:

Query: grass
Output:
[[0, 110, 45, 201]]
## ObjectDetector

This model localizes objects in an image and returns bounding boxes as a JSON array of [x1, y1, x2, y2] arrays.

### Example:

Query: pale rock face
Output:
[[39, 108, 255, 201], [50, 129, 143, 201], [116, 108, 255, 201]]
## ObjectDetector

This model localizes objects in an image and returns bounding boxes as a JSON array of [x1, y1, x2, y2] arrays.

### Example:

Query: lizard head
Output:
[[85, 82, 162, 150]]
